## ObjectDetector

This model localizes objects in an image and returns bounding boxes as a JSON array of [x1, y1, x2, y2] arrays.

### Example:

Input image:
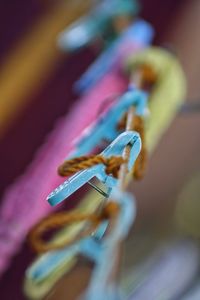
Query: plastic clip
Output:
[[47, 131, 141, 206]]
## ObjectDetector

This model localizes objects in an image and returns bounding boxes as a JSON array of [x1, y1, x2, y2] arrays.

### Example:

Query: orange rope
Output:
[[117, 114, 147, 180], [58, 155, 126, 178], [133, 115, 147, 180], [29, 201, 120, 253]]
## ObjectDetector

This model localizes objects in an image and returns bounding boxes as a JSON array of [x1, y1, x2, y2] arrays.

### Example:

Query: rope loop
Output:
[[29, 201, 120, 253]]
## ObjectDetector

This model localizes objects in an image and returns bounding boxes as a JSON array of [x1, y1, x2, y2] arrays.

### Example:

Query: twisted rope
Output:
[[118, 114, 147, 179], [58, 155, 126, 178], [133, 115, 147, 179], [29, 201, 120, 253]]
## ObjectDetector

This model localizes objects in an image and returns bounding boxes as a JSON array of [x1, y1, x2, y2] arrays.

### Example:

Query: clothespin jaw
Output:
[[47, 131, 141, 206], [58, 0, 139, 52], [71, 88, 147, 158]]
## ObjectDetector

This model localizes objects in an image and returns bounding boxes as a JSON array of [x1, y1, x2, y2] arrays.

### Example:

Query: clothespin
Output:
[[72, 63, 155, 180], [47, 131, 141, 206], [58, 0, 140, 52], [71, 88, 147, 158], [26, 188, 135, 300], [26, 222, 107, 284], [74, 20, 154, 94], [82, 187, 136, 300], [23, 193, 108, 300]]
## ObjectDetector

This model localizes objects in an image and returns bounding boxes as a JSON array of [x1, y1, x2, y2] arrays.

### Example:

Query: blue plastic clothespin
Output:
[[74, 20, 154, 94], [47, 131, 141, 206], [58, 0, 140, 52], [26, 222, 107, 283], [71, 88, 148, 158], [27, 187, 135, 286], [82, 187, 136, 300]]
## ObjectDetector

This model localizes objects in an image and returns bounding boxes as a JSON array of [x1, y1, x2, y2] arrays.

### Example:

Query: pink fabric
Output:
[[0, 43, 143, 276]]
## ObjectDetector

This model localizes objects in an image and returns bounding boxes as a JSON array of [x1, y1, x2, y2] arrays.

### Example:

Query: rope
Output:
[[29, 201, 120, 253], [58, 155, 126, 178], [133, 115, 147, 180], [117, 114, 147, 179]]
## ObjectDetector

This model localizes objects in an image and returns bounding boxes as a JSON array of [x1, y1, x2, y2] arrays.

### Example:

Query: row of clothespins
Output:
[[25, 52, 186, 300], [27, 61, 155, 300], [23, 1, 185, 298], [0, 1, 186, 299]]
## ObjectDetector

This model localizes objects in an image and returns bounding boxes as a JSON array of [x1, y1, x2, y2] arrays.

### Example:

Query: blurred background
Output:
[[0, 0, 200, 299]]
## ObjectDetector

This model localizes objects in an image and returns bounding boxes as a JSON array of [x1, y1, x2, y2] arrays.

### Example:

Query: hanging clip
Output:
[[71, 88, 147, 158], [26, 187, 135, 291], [82, 187, 136, 300], [47, 131, 141, 206], [58, 0, 140, 52], [26, 222, 107, 283], [74, 20, 154, 93]]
